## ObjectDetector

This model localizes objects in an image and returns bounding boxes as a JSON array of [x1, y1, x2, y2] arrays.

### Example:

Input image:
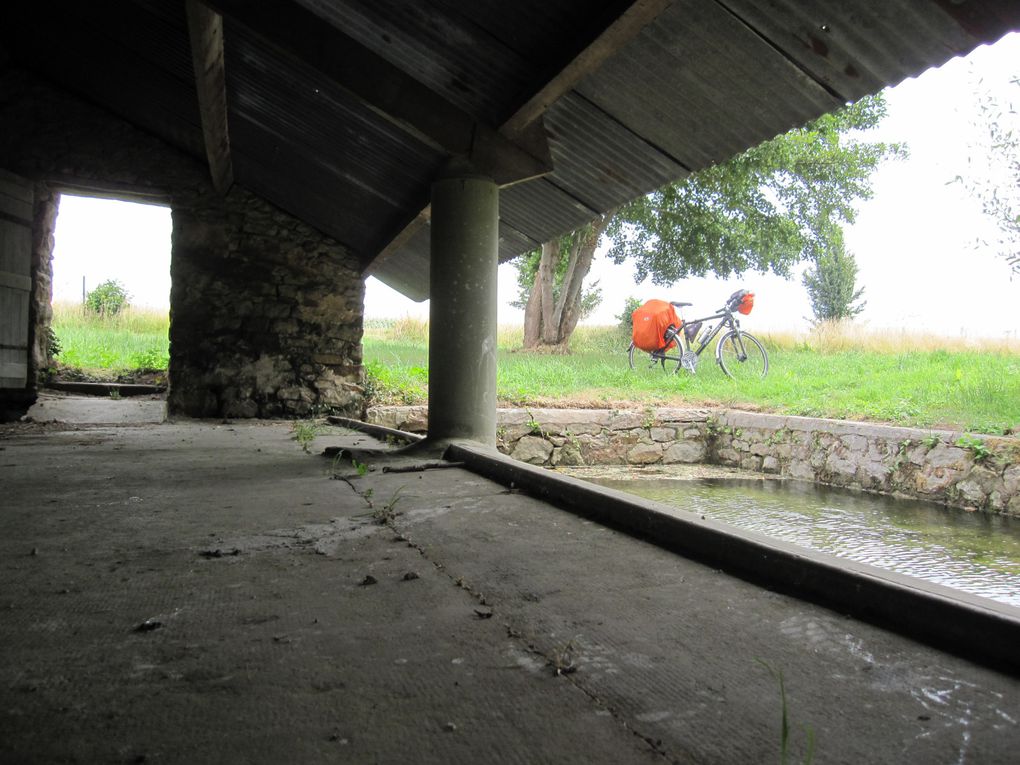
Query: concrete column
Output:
[[427, 164, 499, 446]]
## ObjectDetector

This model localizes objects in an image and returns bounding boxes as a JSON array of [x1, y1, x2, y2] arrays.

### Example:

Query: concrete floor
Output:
[[1, 413, 1019, 764]]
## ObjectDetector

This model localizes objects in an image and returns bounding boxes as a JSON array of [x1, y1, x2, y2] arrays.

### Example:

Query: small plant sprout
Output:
[[756, 659, 815, 765], [956, 434, 992, 463], [642, 407, 656, 429], [291, 421, 319, 453], [373, 486, 405, 525], [352, 459, 369, 477]]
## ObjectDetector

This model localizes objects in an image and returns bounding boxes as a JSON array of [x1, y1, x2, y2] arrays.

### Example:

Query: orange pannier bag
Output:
[[738, 292, 755, 315], [631, 299, 681, 352]]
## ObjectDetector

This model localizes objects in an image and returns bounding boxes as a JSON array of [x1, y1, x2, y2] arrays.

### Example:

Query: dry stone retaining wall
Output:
[[366, 405, 1020, 516]]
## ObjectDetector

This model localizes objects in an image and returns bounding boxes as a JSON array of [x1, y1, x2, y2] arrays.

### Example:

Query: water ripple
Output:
[[590, 477, 1020, 608]]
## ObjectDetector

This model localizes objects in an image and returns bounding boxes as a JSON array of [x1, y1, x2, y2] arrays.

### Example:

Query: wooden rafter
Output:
[[186, 0, 234, 195]]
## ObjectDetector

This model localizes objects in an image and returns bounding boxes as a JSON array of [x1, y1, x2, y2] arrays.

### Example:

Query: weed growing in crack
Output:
[[372, 486, 405, 525], [291, 420, 320, 453]]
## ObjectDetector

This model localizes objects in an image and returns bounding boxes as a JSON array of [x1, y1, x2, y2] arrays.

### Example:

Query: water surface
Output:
[[585, 476, 1020, 608]]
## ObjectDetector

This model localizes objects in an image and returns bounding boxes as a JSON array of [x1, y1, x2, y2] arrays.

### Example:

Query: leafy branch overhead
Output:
[[954, 74, 1019, 277], [605, 95, 905, 284], [515, 93, 904, 349]]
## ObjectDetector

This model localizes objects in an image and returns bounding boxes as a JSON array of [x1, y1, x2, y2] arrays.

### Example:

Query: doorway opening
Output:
[[49, 194, 172, 387]]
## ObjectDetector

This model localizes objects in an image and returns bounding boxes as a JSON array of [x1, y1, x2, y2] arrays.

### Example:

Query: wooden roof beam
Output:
[[186, 0, 234, 195], [367, 0, 674, 283], [200, 0, 552, 188], [501, 0, 675, 141]]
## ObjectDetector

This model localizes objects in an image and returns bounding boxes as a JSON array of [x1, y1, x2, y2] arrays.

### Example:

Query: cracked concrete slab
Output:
[[1, 420, 1018, 764]]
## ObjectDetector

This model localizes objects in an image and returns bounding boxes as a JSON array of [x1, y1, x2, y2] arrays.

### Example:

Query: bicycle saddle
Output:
[[669, 301, 692, 308]]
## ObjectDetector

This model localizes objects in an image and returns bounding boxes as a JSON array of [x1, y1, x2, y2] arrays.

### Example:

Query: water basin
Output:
[[567, 468, 1020, 608]]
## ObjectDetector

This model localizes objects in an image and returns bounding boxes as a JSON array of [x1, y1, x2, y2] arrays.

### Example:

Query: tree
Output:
[[514, 214, 611, 349], [515, 94, 903, 348], [801, 238, 866, 323], [955, 74, 1019, 277], [85, 279, 131, 316]]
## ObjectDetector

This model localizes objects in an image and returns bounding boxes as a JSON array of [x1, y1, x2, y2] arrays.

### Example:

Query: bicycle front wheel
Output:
[[628, 342, 667, 373], [716, 331, 768, 380]]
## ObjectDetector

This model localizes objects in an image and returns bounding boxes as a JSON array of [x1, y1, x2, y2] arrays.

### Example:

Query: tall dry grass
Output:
[[366, 316, 1020, 355], [762, 320, 1020, 355]]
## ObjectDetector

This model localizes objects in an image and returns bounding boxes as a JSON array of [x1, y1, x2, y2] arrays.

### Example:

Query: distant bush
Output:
[[617, 296, 642, 333], [85, 279, 131, 316]]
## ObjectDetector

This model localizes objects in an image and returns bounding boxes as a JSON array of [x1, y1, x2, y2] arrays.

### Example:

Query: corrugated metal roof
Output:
[[4, 0, 1018, 301], [224, 22, 445, 254], [544, 92, 688, 214]]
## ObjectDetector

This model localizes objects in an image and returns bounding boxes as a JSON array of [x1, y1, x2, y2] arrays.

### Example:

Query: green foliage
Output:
[[85, 279, 131, 316], [131, 348, 169, 370], [45, 325, 62, 359], [362, 358, 427, 405], [617, 296, 643, 333], [956, 434, 992, 463], [802, 241, 866, 323], [606, 94, 904, 285]]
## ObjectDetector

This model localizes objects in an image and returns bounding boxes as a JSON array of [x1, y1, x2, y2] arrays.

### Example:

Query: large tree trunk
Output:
[[520, 213, 613, 351], [537, 241, 558, 345], [554, 215, 610, 342], [522, 267, 543, 348]]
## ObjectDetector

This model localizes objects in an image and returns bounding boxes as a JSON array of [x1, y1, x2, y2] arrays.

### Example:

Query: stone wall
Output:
[[168, 197, 363, 418], [709, 410, 1020, 515], [366, 405, 1020, 515], [0, 69, 364, 418]]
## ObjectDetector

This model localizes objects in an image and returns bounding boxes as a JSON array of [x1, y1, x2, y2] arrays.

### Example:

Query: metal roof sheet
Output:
[[4, 0, 1018, 301]]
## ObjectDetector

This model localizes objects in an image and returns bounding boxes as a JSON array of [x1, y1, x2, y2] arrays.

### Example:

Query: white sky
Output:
[[52, 32, 1019, 338]]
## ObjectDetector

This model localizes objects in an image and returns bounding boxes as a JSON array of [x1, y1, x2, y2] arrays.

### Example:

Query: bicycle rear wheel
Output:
[[628, 342, 668, 373], [716, 331, 768, 380]]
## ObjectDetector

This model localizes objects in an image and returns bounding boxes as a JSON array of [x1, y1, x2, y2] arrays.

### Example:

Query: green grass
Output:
[[51, 302, 169, 373], [364, 324, 1020, 435], [49, 305, 1020, 435]]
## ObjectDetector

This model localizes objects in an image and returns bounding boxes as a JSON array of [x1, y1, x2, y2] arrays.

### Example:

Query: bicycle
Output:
[[628, 290, 769, 379]]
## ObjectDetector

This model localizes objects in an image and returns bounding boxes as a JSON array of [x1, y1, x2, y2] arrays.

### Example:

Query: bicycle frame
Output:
[[630, 295, 768, 378], [650, 308, 743, 364]]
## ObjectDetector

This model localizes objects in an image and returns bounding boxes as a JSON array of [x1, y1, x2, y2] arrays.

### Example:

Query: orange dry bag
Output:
[[738, 292, 755, 315], [631, 299, 681, 352]]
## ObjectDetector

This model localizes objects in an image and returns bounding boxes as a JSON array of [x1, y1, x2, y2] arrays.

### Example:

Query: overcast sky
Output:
[[51, 32, 1019, 338]]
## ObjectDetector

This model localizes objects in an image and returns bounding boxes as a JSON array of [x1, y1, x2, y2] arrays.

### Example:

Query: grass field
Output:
[[51, 302, 169, 374], [364, 319, 1020, 435], [49, 305, 1020, 434]]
